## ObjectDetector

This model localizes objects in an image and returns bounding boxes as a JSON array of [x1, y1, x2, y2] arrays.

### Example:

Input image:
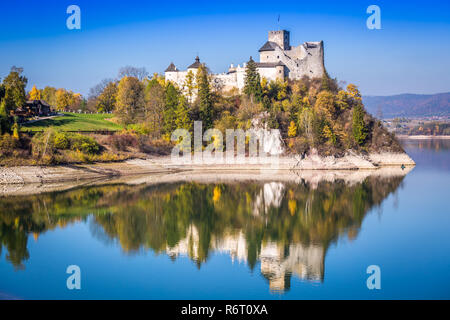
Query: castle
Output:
[[165, 30, 325, 93]]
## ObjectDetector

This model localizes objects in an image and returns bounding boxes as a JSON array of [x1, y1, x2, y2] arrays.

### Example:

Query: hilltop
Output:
[[363, 92, 450, 119], [1, 64, 414, 171]]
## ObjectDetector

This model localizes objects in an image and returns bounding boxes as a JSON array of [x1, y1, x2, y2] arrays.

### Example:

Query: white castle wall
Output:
[[165, 30, 325, 93]]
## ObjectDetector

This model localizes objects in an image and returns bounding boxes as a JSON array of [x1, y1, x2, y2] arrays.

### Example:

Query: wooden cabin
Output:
[[13, 100, 53, 122]]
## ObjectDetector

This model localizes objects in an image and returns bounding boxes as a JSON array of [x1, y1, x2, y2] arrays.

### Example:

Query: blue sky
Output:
[[0, 0, 449, 96]]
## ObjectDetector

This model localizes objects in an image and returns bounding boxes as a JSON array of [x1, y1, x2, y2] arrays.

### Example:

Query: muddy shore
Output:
[[0, 152, 415, 196]]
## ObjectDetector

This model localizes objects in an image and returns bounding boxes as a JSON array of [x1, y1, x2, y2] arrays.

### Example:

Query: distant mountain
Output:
[[363, 92, 450, 119]]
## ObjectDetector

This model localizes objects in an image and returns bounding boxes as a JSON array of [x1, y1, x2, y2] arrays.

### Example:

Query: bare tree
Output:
[[10, 66, 24, 74], [118, 66, 149, 81], [88, 78, 114, 100]]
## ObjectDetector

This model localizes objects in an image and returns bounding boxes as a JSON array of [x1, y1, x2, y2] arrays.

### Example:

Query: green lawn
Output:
[[21, 112, 124, 132]]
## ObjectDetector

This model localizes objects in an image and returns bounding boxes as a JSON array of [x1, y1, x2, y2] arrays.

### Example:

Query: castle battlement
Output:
[[165, 30, 325, 94]]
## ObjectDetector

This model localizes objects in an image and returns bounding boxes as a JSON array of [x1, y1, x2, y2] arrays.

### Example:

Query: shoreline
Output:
[[0, 164, 414, 197], [0, 152, 415, 188], [397, 135, 450, 140]]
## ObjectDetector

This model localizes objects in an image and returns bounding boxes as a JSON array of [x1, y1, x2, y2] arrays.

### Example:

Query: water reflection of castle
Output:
[[0, 172, 407, 291], [166, 182, 324, 292], [167, 225, 324, 292]]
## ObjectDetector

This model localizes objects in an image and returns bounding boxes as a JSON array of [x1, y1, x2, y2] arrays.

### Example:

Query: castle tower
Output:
[[268, 30, 290, 50], [165, 29, 326, 94], [187, 56, 202, 72]]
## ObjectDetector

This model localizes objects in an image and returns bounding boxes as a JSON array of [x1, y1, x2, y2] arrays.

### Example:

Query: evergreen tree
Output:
[[184, 70, 196, 104], [0, 83, 5, 101], [163, 82, 179, 135], [175, 95, 192, 131], [0, 100, 10, 134], [3, 67, 28, 110], [196, 64, 214, 129], [321, 72, 331, 92], [243, 57, 262, 103], [352, 103, 368, 146]]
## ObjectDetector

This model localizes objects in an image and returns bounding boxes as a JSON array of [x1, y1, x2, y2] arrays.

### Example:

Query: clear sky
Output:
[[0, 0, 449, 96]]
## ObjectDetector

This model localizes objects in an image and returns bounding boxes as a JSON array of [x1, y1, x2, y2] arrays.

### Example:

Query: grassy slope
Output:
[[21, 112, 123, 132]]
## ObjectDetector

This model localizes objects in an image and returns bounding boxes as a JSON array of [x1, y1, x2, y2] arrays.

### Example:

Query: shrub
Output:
[[213, 111, 237, 134], [127, 123, 153, 135], [31, 130, 55, 157], [69, 134, 100, 154], [53, 131, 70, 149], [291, 136, 309, 156], [0, 133, 18, 156], [105, 133, 138, 151], [31, 129, 100, 157], [138, 137, 173, 155]]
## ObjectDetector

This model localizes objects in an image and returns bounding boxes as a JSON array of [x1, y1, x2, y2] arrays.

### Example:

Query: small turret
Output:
[[188, 56, 202, 69], [165, 62, 178, 72]]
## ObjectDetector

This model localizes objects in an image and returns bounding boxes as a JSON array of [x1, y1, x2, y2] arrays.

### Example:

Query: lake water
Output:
[[0, 139, 449, 299]]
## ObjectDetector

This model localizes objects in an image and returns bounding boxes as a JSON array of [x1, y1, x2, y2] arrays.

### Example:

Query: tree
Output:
[[118, 66, 149, 81], [275, 79, 288, 101], [288, 121, 297, 137], [323, 124, 336, 145], [0, 83, 5, 102], [29, 85, 41, 101], [55, 89, 71, 111], [68, 93, 83, 111], [213, 111, 236, 134], [243, 57, 262, 103], [143, 76, 165, 136], [352, 103, 368, 146], [184, 70, 196, 103], [2, 67, 28, 111], [315, 90, 336, 120], [298, 98, 313, 140], [41, 86, 57, 106], [163, 82, 179, 136], [321, 72, 331, 91], [0, 100, 10, 134], [335, 90, 349, 110], [115, 76, 145, 125], [347, 84, 362, 102], [196, 64, 214, 129], [175, 95, 192, 131], [96, 81, 117, 112], [89, 79, 114, 100]]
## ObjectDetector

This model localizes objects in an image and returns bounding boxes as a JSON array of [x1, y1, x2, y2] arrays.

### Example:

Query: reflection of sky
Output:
[[401, 139, 450, 171]]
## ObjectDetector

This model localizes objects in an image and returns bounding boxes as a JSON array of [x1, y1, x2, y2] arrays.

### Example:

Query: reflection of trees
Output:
[[0, 176, 404, 288]]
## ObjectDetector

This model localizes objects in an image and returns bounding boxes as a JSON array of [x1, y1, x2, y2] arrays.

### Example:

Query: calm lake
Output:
[[0, 139, 449, 299]]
